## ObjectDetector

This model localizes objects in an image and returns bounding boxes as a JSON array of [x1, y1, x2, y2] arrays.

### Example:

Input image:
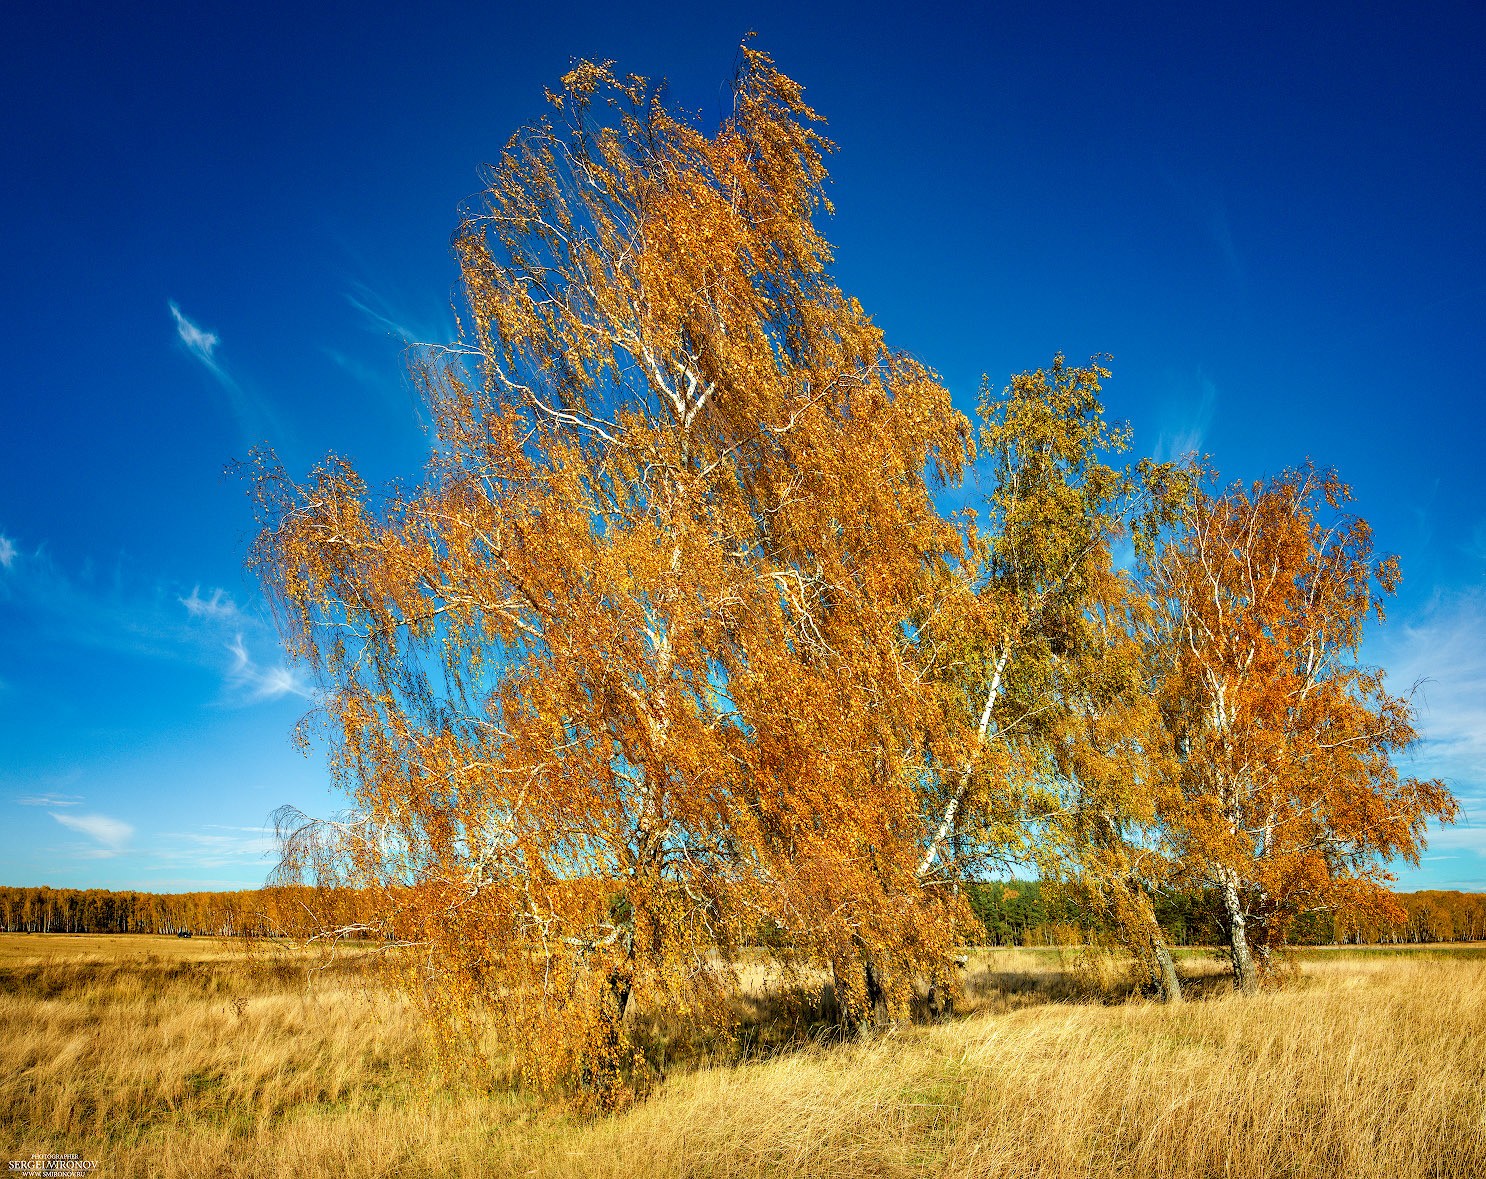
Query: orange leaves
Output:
[[1148, 463, 1458, 986], [247, 42, 975, 1101]]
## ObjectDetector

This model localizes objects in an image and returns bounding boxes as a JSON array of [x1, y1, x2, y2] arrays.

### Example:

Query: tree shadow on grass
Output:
[[626, 946, 1243, 1085], [459, 944, 1273, 1106]]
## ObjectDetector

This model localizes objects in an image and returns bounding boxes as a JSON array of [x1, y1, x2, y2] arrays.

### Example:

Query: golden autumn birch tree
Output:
[[250, 45, 971, 1103], [915, 357, 1122, 883], [918, 356, 1186, 1000], [1146, 463, 1457, 993], [916, 359, 1139, 875]]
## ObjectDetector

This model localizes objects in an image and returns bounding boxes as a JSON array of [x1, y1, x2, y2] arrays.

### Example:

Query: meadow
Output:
[[2, 933, 1483, 1177]]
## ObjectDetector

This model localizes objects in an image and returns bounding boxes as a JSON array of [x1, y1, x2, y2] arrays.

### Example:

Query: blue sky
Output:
[[2, 2, 1483, 891]]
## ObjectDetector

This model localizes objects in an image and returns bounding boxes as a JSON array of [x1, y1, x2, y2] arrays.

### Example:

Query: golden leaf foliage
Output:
[[1147, 463, 1458, 992], [250, 44, 972, 1104], [915, 358, 1136, 883], [922, 357, 1188, 999]]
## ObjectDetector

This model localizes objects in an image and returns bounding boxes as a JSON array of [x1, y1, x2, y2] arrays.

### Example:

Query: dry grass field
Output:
[[2, 933, 1483, 1178]]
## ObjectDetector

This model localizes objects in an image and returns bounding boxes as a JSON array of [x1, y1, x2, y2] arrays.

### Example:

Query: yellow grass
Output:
[[2, 934, 1483, 1177]]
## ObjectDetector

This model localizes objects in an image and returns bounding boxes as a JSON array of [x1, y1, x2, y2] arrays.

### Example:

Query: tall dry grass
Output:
[[2, 935, 1482, 1177]]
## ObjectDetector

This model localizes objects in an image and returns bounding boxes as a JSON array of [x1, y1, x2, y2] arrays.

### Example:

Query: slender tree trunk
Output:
[[1114, 877, 1182, 1004], [1151, 932, 1183, 1004], [862, 957, 890, 1032], [918, 644, 1012, 879], [833, 948, 891, 1036], [1220, 875, 1259, 996], [610, 968, 635, 1026], [829, 962, 856, 1033]]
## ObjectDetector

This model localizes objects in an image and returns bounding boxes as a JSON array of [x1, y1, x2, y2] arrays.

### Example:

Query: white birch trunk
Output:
[[917, 644, 1012, 879]]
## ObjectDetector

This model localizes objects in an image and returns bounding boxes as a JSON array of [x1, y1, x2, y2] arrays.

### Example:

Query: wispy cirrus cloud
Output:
[[347, 289, 419, 344], [1463, 518, 1486, 565], [166, 301, 284, 444], [1207, 201, 1245, 286], [1155, 166, 1247, 288], [0, 534, 16, 570], [181, 585, 240, 621], [1384, 589, 1486, 789], [1152, 374, 1218, 465], [1379, 588, 1486, 888], [345, 281, 467, 373], [17, 792, 82, 807], [322, 345, 428, 431], [183, 590, 312, 706], [345, 280, 459, 348], [335, 279, 468, 439], [51, 810, 134, 855], [1, 542, 306, 708], [153, 824, 279, 870], [1, 546, 189, 664], [227, 633, 311, 703], [168, 301, 220, 368]]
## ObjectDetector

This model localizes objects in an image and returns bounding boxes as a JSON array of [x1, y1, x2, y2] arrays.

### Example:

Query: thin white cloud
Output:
[[168, 301, 220, 367], [227, 633, 312, 703], [1410, 823, 1486, 853], [181, 585, 240, 622], [1207, 201, 1245, 285], [51, 811, 133, 853], [0, 542, 312, 709], [345, 282, 427, 344], [166, 301, 285, 444], [322, 346, 430, 432], [1464, 519, 1486, 565], [17, 792, 82, 807], [154, 824, 279, 868], [1380, 588, 1486, 886], [323, 345, 385, 388], [1155, 167, 1245, 288], [345, 282, 467, 370], [0, 535, 16, 569], [1153, 375, 1217, 465], [1385, 589, 1486, 785], [3, 547, 219, 666]]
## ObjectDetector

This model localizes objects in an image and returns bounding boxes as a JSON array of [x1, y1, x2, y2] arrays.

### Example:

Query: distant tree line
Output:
[[0, 885, 359, 938], [3, 883, 1482, 946], [963, 881, 1486, 947]]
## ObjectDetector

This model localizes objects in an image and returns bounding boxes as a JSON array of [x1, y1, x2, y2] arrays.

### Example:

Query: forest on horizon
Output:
[[5, 883, 1483, 948]]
